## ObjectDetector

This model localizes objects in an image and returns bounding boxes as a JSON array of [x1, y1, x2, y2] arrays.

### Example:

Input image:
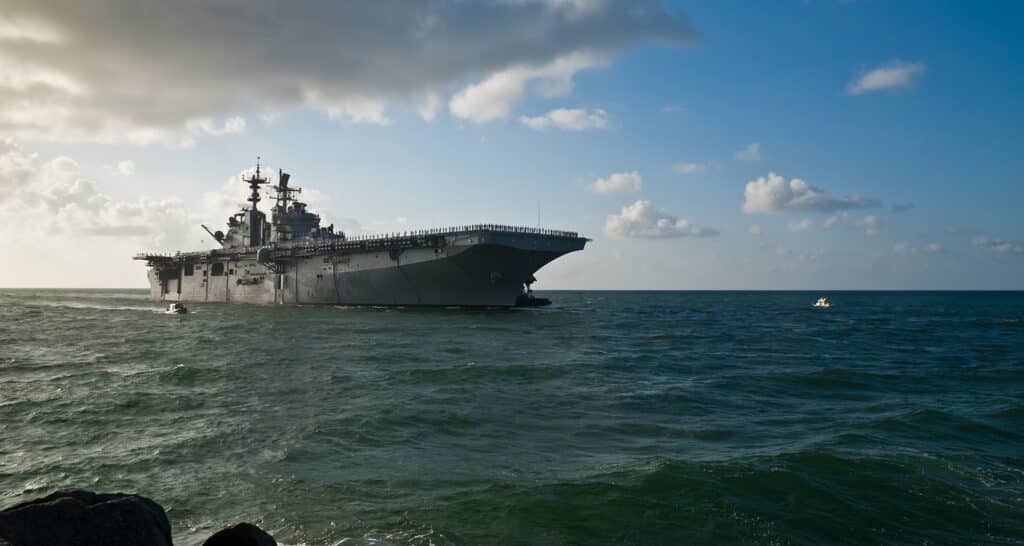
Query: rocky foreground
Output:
[[0, 491, 275, 546]]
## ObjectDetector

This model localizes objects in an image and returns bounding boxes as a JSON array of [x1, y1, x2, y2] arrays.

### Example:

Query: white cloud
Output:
[[823, 214, 841, 228], [891, 202, 914, 213], [49, 156, 80, 178], [450, 52, 604, 123], [661, 104, 685, 113], [855, 215, 880, 236], [604, 200, 718, 239], [187, 116, 246, 136], [589, 171, 642, 194], [924, 243, 942, 254], [672, 162, 708, 175], [743, 172, 881, 214], [973, 236, 1024, 254], [788, 218, 815, 233], [0, 1, 693, 143], [0, 138, 358, 286], [749, 224, 763, 236], [848, 61, 926, 95], [1, 141, 340, 247], [117, 160, 136, 176], [418, 93, 441, 122], [322, 98, 391, 125], [518, 107, 608, 131], [395, 216, 408, 225], [734, 142, 761, 161], [449, 68, 530, 123], [0, 139, 190, 244]]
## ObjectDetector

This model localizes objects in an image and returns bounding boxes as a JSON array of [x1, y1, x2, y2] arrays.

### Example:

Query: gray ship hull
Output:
[[141, 227, 586, 307]]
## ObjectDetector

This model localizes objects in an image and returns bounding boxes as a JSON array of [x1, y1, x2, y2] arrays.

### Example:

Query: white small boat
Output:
[[812, 297, 832, 308], [165, 302, 188, 314]]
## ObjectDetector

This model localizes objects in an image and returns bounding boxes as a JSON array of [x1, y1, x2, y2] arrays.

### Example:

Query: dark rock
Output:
[[203, 522, 277, 546], [0, 490, 172, 546]]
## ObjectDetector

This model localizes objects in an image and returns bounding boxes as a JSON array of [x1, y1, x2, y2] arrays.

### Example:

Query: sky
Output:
[[1, 0, 1022, 289]]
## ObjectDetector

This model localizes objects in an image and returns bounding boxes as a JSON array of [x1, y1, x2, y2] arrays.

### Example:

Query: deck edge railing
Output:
[[136, 224, 581, 259]]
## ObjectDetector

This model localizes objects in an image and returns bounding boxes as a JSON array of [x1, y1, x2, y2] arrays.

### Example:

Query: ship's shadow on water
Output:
[[1, 289, 1023, 545]]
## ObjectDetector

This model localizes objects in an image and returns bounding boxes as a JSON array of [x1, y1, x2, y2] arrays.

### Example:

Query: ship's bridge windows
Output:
[[184, 264, 194, 276], [211, 263, 225, 276]]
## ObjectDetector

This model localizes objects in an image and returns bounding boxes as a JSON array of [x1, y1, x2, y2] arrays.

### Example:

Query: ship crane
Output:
[[200, 224, 224, 244]]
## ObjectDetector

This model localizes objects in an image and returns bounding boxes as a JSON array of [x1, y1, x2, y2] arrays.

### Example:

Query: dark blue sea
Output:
[[1, 290, 1022, 545]]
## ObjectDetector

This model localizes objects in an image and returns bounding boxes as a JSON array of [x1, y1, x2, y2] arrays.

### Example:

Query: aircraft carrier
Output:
[[135, 161, 588, 307]]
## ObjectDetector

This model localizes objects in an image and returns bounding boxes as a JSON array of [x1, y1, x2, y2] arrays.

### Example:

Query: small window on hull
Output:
[[211, 263, 225, 276], [184, 264, 194, 276]]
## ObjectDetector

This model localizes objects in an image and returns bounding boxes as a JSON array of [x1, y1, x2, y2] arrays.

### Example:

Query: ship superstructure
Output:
[[135, 161, 588, 306]]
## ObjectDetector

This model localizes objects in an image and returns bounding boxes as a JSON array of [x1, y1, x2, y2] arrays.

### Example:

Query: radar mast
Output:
[[273, 168, 302, 214], [244, 157, 269, 209], [242, 157, 269, 246]]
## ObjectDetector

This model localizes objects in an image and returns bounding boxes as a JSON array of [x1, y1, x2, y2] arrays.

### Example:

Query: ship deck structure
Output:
[[135, 161, 588, 307]]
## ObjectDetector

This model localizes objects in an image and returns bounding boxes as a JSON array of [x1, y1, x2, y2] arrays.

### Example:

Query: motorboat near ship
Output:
[[165, 303, 188, 314], [812, 297, 833, 308], [136, 160, 589, 307], [515, 287, 551, 307]]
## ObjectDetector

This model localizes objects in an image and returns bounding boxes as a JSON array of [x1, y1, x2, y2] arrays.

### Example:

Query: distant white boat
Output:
[[165, 302, 188, 314], [812, 297, 833, 308]]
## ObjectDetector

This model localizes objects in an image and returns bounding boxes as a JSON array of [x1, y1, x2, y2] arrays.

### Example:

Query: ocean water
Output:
[[1, 289, 1022, 545]]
